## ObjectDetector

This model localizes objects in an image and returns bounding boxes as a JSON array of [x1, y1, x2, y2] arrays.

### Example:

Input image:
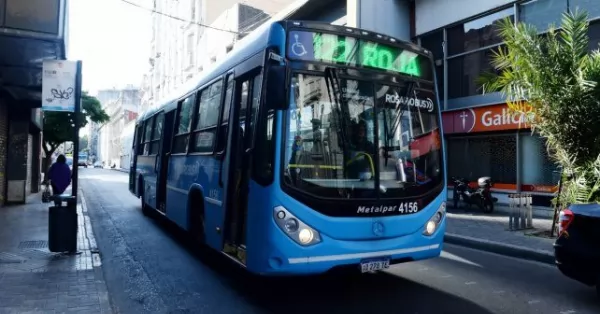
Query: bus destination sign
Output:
[[287, 30, 431, 79]]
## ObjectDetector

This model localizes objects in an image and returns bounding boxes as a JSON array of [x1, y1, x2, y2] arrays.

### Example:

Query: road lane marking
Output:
[[560, 310, 576, 314], [528, 300, 540, 305], [465, 281, 477, 285]]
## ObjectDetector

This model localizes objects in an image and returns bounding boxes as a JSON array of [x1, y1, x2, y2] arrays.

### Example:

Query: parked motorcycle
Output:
[[451, 176, 498, 213]]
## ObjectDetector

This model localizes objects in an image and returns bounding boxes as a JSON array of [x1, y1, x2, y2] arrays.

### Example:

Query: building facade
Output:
[[143, 0, 294, 113], [0, 0, 69, 205], [414, 0, 600, 211], [96, 87, 140, 168]]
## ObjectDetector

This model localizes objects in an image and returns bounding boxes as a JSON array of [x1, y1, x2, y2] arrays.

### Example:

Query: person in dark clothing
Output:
[[346, 120, 376, 180], [47, 154, 72, 203]]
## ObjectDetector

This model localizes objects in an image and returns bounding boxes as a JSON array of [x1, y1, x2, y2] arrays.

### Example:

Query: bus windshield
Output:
[[283, 73, 443, 199]]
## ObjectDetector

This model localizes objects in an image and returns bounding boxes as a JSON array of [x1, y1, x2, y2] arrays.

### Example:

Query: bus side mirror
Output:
[[264, 65, 287, 110]]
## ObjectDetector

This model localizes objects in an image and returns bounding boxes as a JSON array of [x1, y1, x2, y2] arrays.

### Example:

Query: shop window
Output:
[[447, 135, 517, 187], [446, 7, 514, 56], [447, 48, 500, 98], [570, 0, 600, 20], [419, 30, 444, 98], [519, 0, 567, 33], [521, 134, 561, 188]]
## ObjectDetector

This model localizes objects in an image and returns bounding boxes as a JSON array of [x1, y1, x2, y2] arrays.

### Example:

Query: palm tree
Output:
[[479, 9, 600, 207]]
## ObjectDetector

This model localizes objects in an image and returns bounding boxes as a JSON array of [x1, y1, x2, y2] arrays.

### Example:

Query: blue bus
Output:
[[130, 20, 447, 275]]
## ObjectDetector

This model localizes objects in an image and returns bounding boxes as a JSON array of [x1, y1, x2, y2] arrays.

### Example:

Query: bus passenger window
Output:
[[216, 76, 233, 152], [149, 113, 164, 154], [173, 96, 195, 154], [191, 79, 223, 153], [142, 117, 154, 155]]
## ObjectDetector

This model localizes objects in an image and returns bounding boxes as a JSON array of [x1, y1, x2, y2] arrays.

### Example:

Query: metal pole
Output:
[[527, 193, 533, 228], [550, 170, 564, 237], [71, 61, 83, 198]]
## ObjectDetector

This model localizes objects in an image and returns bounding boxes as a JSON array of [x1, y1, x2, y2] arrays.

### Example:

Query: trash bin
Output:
[[48, 195, 78, 253]]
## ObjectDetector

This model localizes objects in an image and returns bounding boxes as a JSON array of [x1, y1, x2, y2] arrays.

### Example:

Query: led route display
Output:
[[286, 30, 432, 80]]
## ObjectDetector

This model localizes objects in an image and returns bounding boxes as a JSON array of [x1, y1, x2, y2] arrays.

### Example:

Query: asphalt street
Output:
[[80, 168, 600, 314]]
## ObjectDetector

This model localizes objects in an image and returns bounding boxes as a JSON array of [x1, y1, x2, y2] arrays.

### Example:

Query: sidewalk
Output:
[[445, 208, 556, 265], [0, 192, 112, 313]]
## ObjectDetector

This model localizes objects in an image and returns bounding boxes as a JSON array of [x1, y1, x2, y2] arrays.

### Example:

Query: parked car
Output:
[[93, 162, 103, 168], [553, 204, 600, 297], [78, 160, 88, 168]]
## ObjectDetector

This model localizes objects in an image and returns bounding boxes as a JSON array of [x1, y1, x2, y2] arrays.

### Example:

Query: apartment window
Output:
[[173, 95, 196, 153], [186, 33, 194, 67], [190, 0, 196, 21], [419, 30, 444, 97], [570, 0, 600, 20], [447, 47, 501, 98], [191, 80, 223, 153], [519, 0, 567, 32], [588, 20, 600, 51], [447, 7, 514, 55], [446, 7, 515, 98]]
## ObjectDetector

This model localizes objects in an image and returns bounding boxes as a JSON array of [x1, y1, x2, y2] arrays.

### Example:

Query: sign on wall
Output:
[[41, 60, 77, 112], [442, 103, 533, 134]]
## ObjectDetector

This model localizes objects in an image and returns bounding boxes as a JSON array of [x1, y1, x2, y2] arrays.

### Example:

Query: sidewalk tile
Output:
[[0, 192, 113, 314]]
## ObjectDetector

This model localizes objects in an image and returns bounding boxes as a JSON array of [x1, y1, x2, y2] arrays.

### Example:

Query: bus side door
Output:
[[222, 70, 263, 248]]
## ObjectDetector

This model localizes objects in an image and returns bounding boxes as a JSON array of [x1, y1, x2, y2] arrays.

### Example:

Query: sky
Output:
[[68, 0, 152, 95]]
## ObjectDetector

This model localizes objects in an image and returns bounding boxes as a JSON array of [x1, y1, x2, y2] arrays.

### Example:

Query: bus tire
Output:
[[189, 192, 206, 245]]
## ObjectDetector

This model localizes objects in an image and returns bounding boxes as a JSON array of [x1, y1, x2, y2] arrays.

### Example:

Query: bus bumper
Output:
[[254, 219, 445, 276]]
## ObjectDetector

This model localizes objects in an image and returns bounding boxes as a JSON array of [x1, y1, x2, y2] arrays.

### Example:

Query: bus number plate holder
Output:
[[360, 257, 390, 273]]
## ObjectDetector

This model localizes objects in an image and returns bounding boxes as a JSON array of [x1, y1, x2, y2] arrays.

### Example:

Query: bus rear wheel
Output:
[[141, 196, 151, 216], [189, 198, 205, 245]]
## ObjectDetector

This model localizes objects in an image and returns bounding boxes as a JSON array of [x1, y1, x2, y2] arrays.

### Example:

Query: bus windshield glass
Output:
[[283, 73, 443, 199], [286, 30, 433, 80]]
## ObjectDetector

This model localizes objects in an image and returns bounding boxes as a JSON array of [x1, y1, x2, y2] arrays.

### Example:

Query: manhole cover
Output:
[[18, 240, 48, 249]]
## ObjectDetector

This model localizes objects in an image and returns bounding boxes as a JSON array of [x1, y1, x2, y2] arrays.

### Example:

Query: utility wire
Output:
[[120, 0, 243, 35]]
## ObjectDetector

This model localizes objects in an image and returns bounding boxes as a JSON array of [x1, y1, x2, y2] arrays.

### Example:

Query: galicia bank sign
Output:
[[481, 107, 532, 127], [444, 104, 533, 134]]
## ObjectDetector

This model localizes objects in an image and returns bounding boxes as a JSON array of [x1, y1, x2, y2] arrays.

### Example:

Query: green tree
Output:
[[43, 91, 109, 172], [479, 10, 600, 205], [79, 135, 89, 153]]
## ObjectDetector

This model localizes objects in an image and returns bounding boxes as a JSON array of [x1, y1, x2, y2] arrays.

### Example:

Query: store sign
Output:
[[442, 103, 533, 134]]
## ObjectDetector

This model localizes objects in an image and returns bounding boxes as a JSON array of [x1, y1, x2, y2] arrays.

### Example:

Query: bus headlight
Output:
[[274, 206, 321, 246], [423, 202, 446, 236]]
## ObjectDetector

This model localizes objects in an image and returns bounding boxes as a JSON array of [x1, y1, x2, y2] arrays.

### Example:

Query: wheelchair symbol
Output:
[[291, 34, 307, 57]]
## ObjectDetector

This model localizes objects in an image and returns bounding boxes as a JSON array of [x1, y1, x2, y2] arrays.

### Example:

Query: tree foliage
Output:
[[479, 10, 600, 204], [43, 92, 109, 166]]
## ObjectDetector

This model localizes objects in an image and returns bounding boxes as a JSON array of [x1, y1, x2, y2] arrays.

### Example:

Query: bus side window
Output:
[[191, 79, 223, 153], [216, 75, 234, 153], [142, 116, 155, 155], [172, 96, 196, 154], [149, 113, 164, 155], [135, 125, 144, 154]]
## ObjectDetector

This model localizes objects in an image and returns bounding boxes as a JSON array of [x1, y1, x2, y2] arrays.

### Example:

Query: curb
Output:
[[110, 168, 128, 173], [444, 233, 555, 265]]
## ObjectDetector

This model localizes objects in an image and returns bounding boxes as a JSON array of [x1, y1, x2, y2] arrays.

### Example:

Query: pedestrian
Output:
[[46, 154, 72, 205]]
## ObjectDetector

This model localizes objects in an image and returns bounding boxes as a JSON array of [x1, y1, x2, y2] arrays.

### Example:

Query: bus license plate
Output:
[[360, 259, 390, 273]]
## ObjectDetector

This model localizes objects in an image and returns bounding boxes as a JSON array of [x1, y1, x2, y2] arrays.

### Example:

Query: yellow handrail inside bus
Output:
[[346, 152, 375, 177]]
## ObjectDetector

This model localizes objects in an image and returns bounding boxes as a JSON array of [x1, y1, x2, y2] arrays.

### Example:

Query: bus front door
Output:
[[222, 72, 261, 262]]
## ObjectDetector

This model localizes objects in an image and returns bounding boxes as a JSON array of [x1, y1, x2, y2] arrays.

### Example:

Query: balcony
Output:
[[0, 0, 68, 104]]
